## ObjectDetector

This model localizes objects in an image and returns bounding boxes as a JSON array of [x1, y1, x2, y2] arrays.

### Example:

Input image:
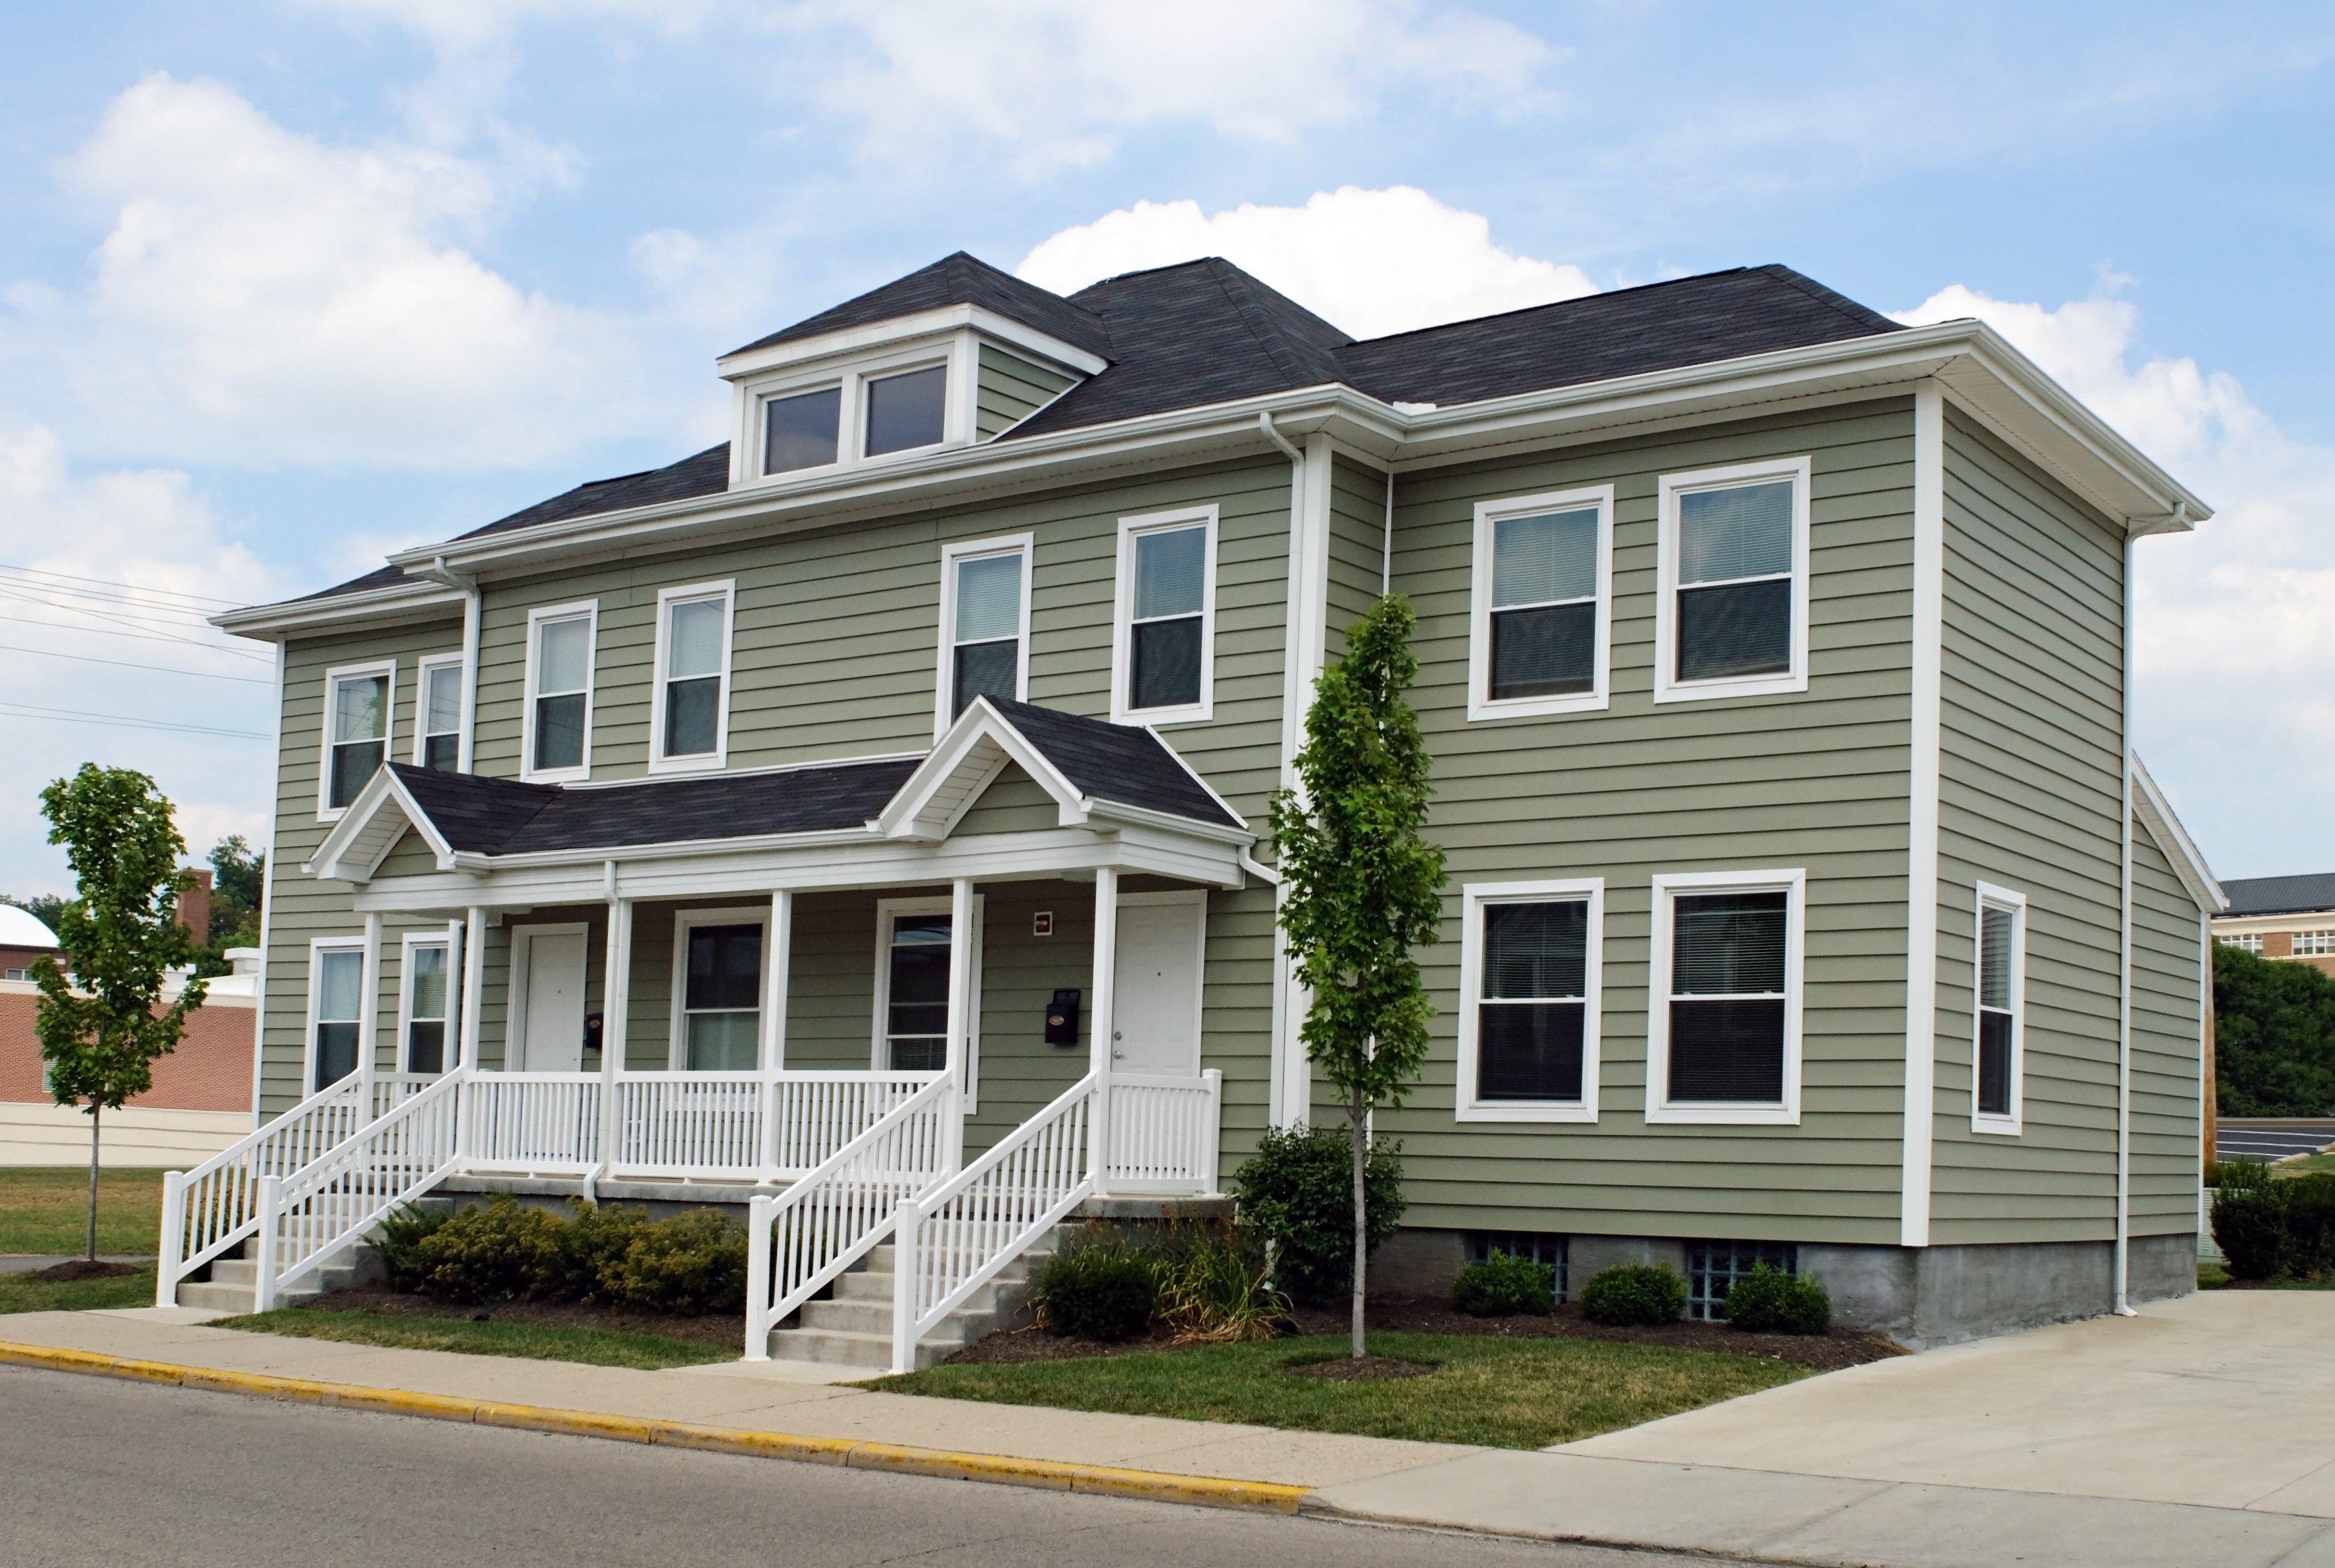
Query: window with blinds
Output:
[[882, 914, 953, 1071], [311, 945, 364, 1090], [682, 921, 762, 1071], [1657, 459, 1808, 704], [1973, 888, 2025, 1129], [945, 546, 1026, 721], [418, 658, 462, 772], [324, 666, 389, 811], [1666, 890, 1789, 1104], [1122, 518, 1210, 716], [403, 941, 453, 1074], [1489, 506, 1599, 698], [527, 608, 595, 778], [656, 587, 730, 766], [1477, 900, 1591, 1102]]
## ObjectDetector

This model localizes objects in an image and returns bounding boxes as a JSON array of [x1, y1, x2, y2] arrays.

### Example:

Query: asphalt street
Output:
[[0, 1365, 1737, 1568]]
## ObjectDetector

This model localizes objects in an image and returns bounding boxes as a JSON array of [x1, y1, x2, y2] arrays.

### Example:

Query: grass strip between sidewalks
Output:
[[212, 1307, 734, 1371]]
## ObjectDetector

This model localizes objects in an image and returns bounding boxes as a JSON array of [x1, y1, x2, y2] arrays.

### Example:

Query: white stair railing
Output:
[[156, 1071, 372, 1308], [255, 1067, 469, 1309], [463, 1072, 602, 1176], [742, 1074, 957, 1360], [890, 1073, 1098, 1374], [1105, 1070, 1222, 1193]]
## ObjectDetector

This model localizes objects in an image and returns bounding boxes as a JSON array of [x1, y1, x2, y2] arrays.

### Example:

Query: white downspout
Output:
[[417, 555, 481, 772], [2115, 530, 2137, 1316], [1381, 468, 1394, 595]]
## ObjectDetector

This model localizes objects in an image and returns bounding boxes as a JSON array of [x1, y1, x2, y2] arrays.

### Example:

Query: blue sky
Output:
[[1, 1, 2331, 894]]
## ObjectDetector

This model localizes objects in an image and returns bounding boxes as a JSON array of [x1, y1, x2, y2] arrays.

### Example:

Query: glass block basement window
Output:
[[1686, 1240, 1796, 1321], [1463, 1231, 1570, 1302]]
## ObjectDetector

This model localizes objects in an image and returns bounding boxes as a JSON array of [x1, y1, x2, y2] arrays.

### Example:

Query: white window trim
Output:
[[520, 601, 599, 784], [304, 935, 367, 1091], [1645, 868, 1806, 1125], [316, 659, 396, 822], [1971, 880, 2028, 1137], [1110, 505, 1218, 725], [648, 580, 736, 775], [1653, 456, 1813, 704], [665, 906, 772, 1071], [933, 534, 1033, 740], [1466, 485, 1614, 722], [738, 334, 976, 485], [871, 894, 985, 1112], [1455, 878, 1604, 1123], [397, 930, 454, 1075], [412, 651, 465, 769]]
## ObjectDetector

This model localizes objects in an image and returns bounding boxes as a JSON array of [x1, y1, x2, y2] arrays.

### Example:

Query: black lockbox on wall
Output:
[[1045, 989, 1080, 1047]]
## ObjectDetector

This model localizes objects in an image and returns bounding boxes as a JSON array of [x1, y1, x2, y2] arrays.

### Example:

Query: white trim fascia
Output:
[[664, 904, 774, 1071], [933, 533, 1033, 741], [1653, 456, 1813, 705], [881, 695, 1079, 840], [561, 748, 928, 791], [1971, 880, 2028, 1138], [316, 658, 396, 822], [1645, 868, 1806, 1126], [1465, 485, 1615, 722], [729, 331, 988, 489], [306, 766, 459, 881], [1902, 384, 1944, 1245], [213, 582, 465, 639], [870, 893, 985, 1109], [2132, 752, 2226, 913], [412, 650, 465, 768], [507, 921, 591, 1074], [1454, 879, 1604, 1124], [1081, 797, 1254, 846], [396, 929, 454, 1075], [520, 600, 599, 784], [250, 641, 285, 1125], [1109, 504, 1219, 725], [716, 303, 1107, 381], [647, 579, 736, 775], [303, 935, 366, 1093]]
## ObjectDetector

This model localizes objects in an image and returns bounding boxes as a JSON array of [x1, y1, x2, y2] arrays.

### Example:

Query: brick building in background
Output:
[[2214, 874, 2335, 979]]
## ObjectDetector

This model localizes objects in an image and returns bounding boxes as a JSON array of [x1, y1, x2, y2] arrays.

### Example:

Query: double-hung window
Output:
[[1649, 870, 1804, 1124], [937, 537, 1030, 732], [1469, 487, 1611, 719], [524, 603, 596, 781], [1656, 458, 1810, 702], [673, 912, 764, 1071], [1113, 507, 1215, 722], [652, 583, 733, 772], [873, 898, 982, 1101], [400, 935, 455, 1074], [415, 654, 463, 772], [1973, 883, 2026, 1133], [320, 662, 393, 816], [309, 939, 366, 1090], [1457, 881, 1603, 1122]]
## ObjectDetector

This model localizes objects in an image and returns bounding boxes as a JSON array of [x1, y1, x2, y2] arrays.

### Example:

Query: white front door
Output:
[[1111, 895, 1204, 1076], [515, 928, 588, 1073]]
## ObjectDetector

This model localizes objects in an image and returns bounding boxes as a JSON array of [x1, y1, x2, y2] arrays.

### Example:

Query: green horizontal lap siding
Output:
[[1373, 400, 1918, 1245], [954, 765, 1061, 836], [1930, 407, 2127, 1244], [975, 346, 1075, 439], [2129, 826, 2205, 1233], [1326, 455, 1388, 653]]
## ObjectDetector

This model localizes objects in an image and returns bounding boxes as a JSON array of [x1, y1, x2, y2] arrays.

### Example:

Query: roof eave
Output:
[[2132, 752, 2226, 914], [715, 302, 1109, 381]]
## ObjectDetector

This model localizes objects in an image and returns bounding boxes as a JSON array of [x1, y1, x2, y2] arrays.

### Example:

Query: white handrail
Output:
[[891, 1073, 1099, 1373], [742, 1074, 957, 1360], [156, 1070, 372, 1307]]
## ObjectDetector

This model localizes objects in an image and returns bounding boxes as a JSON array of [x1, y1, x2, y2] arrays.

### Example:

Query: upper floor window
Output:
[[524, 603, 597, 782], [1113, 507, 1216, 724], [1457, 880, 1603, 1123], [415, 653, 463, 773], [1647, 870, 1804, 1125], [753, 358, 955, 478], [320, 661, 393, 816], [2297, 930, 2335, 957], [936, 535, 1031, 733], [864, 365, 947, 456], [1469, 487, 1612, 720], [652, 582, 734, 772], [1973, 883, 2026, 1134], [763, 386, 842, 475], [2219, 931, 2264, 953], [1655, 457, 1811, 703]]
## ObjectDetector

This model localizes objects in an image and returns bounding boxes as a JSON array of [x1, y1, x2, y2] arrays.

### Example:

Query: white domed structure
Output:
[[0, 904, 58, 950]]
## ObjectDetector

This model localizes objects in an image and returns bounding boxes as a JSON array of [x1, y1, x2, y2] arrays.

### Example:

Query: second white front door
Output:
[[1111, 894, 1204, 1077], [516, 927, 588, 1073]]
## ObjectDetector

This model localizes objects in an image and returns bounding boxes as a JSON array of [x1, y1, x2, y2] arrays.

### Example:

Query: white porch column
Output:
[[358, 911, 383, 1093], [599, 894, 633, 1173], [756, 890, 792, 1178], [1088, 866, 1118, 1197], [944, 878, 974, 1169], [458, 908, 486, 1071]]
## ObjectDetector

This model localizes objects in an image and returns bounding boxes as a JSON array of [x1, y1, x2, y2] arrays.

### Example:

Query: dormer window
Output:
[[763, 386, 842, 476], [864, 365, 947, 456]]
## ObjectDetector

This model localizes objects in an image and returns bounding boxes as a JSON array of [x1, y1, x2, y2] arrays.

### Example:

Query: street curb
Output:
[[0, 1338, 1310, 1514]]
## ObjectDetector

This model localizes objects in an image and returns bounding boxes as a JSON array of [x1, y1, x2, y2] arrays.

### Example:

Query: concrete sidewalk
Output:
[[8, 1300, 2335, 1568]]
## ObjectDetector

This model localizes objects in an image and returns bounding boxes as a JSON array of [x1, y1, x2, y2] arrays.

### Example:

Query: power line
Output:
[[0, 563, 243, 609], [0, 701, 269, 740], [0, 573, 226, 622], [0, 612, 272, 662], [0, 642, 272, 685], [0, 584, 221, 634], [0, 594, 273, 663]]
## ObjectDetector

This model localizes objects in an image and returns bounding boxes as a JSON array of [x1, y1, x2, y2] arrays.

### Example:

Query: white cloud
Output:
[[1019, 187, 1596, 339], [1896, 282, 2335, 876], [290, 0, 715, 52], [13, 74, 641, 469]]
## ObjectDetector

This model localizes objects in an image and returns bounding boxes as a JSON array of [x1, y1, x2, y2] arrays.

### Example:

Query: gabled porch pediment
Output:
[[306, 766, 465, 881]]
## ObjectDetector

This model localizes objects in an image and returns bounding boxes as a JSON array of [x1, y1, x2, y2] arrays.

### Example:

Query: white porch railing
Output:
[[370, 1073, 436, 1119], [742, 1074, 959, 1359], [1105, 1071, 1222, 1193], [890, 1073, 1099, 1374], [463, 1072, 603, 1176], [156, 1071, 373, 1307], [610, 1070, 933, 1182]]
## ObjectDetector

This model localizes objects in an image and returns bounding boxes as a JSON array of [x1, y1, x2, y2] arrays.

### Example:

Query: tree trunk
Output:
[[1349, 1091, 1367, 1360], [85, 1100, 101, 1262]]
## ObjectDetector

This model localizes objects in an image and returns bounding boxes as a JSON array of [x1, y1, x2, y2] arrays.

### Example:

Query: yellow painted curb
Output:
[[0, 1339, 1309, 1514]]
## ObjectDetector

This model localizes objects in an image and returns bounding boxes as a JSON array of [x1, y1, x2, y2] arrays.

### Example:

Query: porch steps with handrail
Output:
[[174, 1235, 360, 1314], [765, 1224, 1075, 1370]]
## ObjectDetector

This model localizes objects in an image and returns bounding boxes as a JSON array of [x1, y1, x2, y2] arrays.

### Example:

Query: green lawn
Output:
[[212, 1308, 733, 1371], [868, 1331, 1809, 1449], [2274, 1153, 2335, 1178], [0, 1265, 156, 1315], [0, 1167, 168, 1256]]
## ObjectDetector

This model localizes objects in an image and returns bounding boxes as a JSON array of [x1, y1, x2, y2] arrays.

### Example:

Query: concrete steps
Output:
[[766, 1225, 1072, 1372], [176, 1241, 360, 1314]]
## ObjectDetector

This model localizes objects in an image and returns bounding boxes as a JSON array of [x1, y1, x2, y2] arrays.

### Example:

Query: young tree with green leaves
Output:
[[1270, 595, 1446, 1358], [31, 765, 206, 1260]]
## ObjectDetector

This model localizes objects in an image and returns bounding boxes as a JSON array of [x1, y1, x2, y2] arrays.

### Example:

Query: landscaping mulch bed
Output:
[[31, 1259, 142, 1283], [295, 1284, 744, 1352]]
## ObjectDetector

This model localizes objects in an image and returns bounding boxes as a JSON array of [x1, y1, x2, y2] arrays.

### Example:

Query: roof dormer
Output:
[[717, 253, 1110, 490]]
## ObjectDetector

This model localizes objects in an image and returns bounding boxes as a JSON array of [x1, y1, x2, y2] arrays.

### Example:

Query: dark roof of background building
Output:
[[2220, 874, 2335, 918]]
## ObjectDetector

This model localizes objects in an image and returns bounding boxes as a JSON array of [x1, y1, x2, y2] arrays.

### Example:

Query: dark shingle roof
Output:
[[987, 698, 1242, 829], [455, 444, 730, 542], [725, 252, 1114, 364], [2220, 874, 2335, 918]]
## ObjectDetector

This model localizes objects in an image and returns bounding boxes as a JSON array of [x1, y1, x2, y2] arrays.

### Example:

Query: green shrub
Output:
[[610, 1209, 748, 1316], [1153, 1224, 1285, 1343], [1578, 1263, 1686, 1326], [553, 1200, 655, 1302], [371, 1202, 450, 1293], [409, 1196, 568, 1303], [1031, 1242, 1158, 1341], [2284, 1175, 2335, 1277], [1722, 1264, 1830, 1334], [1451, 1252, 1557, 1317], [1230, 1125, 1405, 1306], [2213, 1178, 2290, 1280]]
